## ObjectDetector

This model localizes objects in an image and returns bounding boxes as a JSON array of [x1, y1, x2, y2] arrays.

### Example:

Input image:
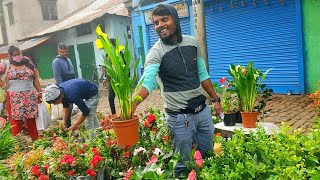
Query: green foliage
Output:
[[0, 162, 13, 180], [209, 105, 222, 124], [0, 123, 16, 160], [4, 110, 320, 179], [96, 25, 143, 120], [255, 86, 273, 118], [309, 81, 320, 117], [33, 139, 51, 149], [96, 111, 105, 121], [200, 120, 320, 179]]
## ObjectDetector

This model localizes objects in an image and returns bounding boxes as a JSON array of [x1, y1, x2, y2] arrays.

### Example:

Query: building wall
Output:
[[33, 41, 56, 79], [1, 0, 94, 44], [0, 25, 3, 44], [302, 0, 320, 93], [106, 14, 134, 56], [57, 0, 95, 19], [52, 15, 134, 79]]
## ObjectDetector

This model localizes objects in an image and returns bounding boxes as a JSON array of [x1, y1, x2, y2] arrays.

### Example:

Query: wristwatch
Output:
[[212, 97, 221, 103]]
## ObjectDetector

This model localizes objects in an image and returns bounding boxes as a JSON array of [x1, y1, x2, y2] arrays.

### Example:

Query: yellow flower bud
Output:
[[95, 39, 103, 49], [116, 45, 125, 56], [96, 26, 108, 40]]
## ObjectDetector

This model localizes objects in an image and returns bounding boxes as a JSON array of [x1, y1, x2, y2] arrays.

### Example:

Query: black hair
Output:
[[150, 4, 183, 45], [152, 4, 171, 17], [58, 43, 68, 50], [8, 46, 20, 56], [8, 45, 35, 70]]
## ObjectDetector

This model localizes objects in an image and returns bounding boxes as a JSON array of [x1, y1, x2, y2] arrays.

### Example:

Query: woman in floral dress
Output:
[[0, 46, 42, 140]]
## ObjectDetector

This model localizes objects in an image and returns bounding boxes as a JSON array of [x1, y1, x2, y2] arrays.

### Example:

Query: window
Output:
[[76, 23, 92, 37], [40, 0, 58, 20], [5, 2, 14, 25]]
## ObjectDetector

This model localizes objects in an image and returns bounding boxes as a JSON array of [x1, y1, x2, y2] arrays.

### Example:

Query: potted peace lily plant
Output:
[[228, 62, 271, 128], [95, 25, 143, 146]]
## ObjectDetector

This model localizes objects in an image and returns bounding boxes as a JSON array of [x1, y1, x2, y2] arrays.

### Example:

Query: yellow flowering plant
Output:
[[95, 25, 143, 120]]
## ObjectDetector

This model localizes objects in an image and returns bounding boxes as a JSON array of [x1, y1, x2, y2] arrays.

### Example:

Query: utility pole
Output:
[[192, 0, 212, 104], [192, 0, 208, 70]]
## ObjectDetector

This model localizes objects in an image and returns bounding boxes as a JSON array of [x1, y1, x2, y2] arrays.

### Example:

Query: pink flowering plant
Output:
[[181, 150, 205, 180], [213, 77, 238, 113]]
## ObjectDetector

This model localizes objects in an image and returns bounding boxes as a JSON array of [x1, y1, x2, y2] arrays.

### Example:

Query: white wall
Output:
[[53, 15, 134, 79], [57, 0, 95, 19], [106, 14, 135, 62], [1, 0, 95, 44], [0, 25, 4, 44]]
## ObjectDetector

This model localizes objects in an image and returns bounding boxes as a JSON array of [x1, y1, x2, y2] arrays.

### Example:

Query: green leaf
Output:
[[129, 173, 141, 180], [159, 172, 167, 180], [142, 171, 159, 179], [162, 150, 173, 160], [309, 157, 319, 164], [169, 159, 178, 172]]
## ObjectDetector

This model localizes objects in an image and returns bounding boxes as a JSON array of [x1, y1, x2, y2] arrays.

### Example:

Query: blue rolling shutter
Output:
[[205, 0, 303, 94], [148, 17, 191, 48]]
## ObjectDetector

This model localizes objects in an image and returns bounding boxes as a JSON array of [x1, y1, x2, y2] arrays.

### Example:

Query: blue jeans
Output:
[[166, 106, 214, 176], [84, 93, 100, 130]]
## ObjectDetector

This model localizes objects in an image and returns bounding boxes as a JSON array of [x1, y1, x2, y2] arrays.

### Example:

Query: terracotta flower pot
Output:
[[111, 115, 139, 146], [240, 111, 258, 128]]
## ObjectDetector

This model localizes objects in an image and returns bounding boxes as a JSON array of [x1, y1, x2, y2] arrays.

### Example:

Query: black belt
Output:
[[165, 102, 206, 115]]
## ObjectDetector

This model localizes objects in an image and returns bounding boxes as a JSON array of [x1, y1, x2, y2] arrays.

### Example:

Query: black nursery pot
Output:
[[223, 113, 236, 126], [236, 111, 242, 123]]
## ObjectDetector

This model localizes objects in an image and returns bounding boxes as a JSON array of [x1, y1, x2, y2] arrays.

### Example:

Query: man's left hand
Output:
[[213, 102, 223, 116], [67, 124, 79, 132]]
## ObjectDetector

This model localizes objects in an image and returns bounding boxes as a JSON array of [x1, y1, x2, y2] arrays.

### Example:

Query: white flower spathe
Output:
[[153, 148, 163, 156], [133, 147, 146, 156], [156, 167, 164, 175]]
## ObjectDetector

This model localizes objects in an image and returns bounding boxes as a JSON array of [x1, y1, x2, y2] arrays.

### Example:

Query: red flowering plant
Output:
[[138, 108, 172, 155], [213, 77, 238, 113], [309, 81, 320, 117], [124, 108, 179, 179], [47, 129, 107, 179], [4, 108, 176, 179], [144, 113, 157, 129], [88, 128, 137, 179], [4, 148, 51, 180], [30, 164, 50, 179]]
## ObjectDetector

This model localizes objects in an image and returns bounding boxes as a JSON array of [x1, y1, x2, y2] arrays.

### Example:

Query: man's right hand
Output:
[[132, 103, 138, 115]]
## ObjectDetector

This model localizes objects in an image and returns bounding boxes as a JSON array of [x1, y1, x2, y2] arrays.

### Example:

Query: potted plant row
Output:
[[96, 26, 143, 146]]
